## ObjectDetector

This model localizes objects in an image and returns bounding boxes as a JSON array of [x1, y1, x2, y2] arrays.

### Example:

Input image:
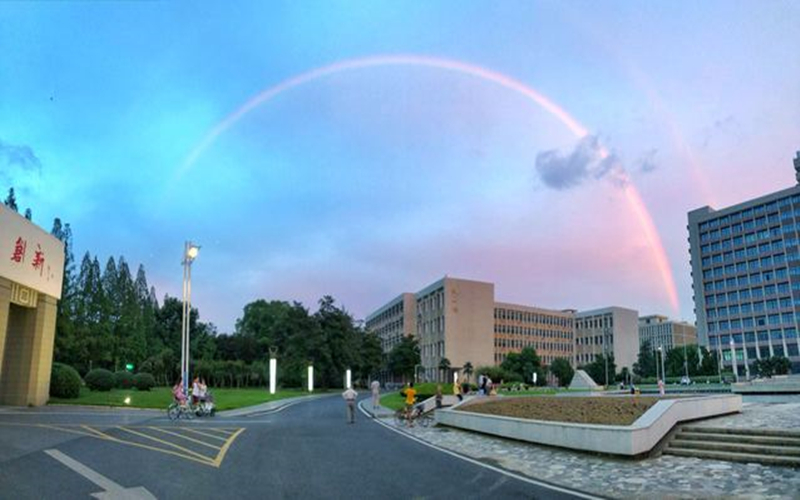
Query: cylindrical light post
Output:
[[307, 364, 314, 393], [180, 241, 199, 397]]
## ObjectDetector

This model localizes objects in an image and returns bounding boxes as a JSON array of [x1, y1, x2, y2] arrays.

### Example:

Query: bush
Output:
[[50, 363, 82, 399], [133, 372, 156, 391], [114, 370, 136, 389], [85, 368, 115, 391]]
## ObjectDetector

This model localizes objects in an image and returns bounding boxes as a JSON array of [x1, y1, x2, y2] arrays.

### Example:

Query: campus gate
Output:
[[0, 204, 64, 406]]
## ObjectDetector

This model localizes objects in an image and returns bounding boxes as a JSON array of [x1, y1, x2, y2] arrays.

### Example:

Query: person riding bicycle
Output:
[[404, 382, 417, 427], [172, 379, 187, 406]]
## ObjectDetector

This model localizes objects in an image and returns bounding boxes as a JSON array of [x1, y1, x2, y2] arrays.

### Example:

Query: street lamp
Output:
[[730, 338, 739, 383], [181, 241, 200, 397], [657, 346, 664, 382]]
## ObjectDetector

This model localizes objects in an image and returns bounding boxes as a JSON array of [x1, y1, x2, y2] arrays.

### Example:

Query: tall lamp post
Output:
[[181, 241, 200, 397]]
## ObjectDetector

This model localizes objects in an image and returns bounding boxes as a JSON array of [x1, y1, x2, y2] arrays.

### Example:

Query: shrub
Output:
[[114, 370, 136, 389], [49, 363, 82, 399], [85, 368, 115, 391], [133, 372, 156, 391]]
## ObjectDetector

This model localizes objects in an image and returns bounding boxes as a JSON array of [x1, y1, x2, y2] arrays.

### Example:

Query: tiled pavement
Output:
[[372, 401, 800, 499]]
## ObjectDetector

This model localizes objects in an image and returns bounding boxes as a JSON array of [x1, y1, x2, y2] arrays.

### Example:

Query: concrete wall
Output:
[[444, 278, 495, 373], [0, 276, 58, 406], [437, 394, 742, 456]]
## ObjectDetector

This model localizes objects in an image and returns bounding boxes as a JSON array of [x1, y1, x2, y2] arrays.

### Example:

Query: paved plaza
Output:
[[378, 399, 800, 499]]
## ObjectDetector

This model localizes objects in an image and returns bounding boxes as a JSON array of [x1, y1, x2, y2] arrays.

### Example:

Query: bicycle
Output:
[[393, 403, 433, 428], [167, 399, 195, 420]]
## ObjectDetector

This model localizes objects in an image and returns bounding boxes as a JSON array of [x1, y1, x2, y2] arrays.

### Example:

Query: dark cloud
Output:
[[0, 139, 42, 186], [535, 135, 627, 190], [636, 149, 658, 174], [701, 115, 738, 148]]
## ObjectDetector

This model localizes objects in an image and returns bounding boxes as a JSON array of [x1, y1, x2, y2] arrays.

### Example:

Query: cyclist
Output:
[[404, 382, 417, 427], [172, 378, 187, 406]]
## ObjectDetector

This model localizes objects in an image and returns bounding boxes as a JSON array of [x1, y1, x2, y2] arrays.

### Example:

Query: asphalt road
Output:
[[0, 396, 593, 499]]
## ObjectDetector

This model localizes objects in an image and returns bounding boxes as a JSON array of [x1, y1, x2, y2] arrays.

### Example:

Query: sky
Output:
[[1, 1, 799, 332]]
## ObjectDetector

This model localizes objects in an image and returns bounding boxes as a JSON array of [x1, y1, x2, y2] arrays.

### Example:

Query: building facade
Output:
[[574, 307, 639, 373], [638, 315, 698, 352], [688, 179, 800, 372], [364, 293, 416, 353], [494, 302, 574, 367]]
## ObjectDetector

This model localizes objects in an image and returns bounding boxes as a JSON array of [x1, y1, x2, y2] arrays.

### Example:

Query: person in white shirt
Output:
[[370, 380, 380, 411], [342, 387, 358, 424]]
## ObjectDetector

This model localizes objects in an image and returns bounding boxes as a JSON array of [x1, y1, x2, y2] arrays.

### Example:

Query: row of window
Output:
[[702, 255, 787, 278], [576, 315, 614, 330], [701, 243, 786, 267], [704, 287, 799, 306], [711, 328, 798, 345], [575, 334, 614, 346], [721, 343, 800, 360], [708, 298, 794, 318], [698, 197, 795, 232], [417, 289, 444, 315], [700, 215, 781, 243], [704, 279, 790, 295], [494, 338, 571, 352], [367, 301, 405, 326], [700, 228, 783, 255], [708, 313, 796, 332], [494, 324, 571, 339], [494, 308, 573, 327]]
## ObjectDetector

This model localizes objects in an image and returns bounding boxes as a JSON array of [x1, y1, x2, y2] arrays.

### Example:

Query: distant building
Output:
[[638, 315, 697, 352], [366, 276, 575, 382], [574, 307, 639, 373], [688, 154, 800, 373]]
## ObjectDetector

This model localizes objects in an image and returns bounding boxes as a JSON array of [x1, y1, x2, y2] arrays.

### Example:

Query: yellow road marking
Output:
[[180, 427, 229, 442], [211, 427, 245, 468], [0, 422, 244, 468], [115, 426, 214, 463], [200, 428, 237, 437], [147, 427, 222, 450]]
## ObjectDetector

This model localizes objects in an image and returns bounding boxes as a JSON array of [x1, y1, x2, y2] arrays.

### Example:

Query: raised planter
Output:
[[436, 394, 742, 456]]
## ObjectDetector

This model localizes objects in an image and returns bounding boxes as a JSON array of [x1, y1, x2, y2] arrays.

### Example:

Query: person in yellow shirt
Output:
[[404, 382, 417, 426]]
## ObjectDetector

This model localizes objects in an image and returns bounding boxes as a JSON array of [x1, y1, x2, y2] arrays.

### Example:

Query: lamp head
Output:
[[186, 244, 200, 260]]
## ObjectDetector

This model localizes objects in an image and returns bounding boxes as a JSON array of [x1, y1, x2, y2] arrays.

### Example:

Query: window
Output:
[[743, 318, 755, 328], [741, 303, 752, 314]]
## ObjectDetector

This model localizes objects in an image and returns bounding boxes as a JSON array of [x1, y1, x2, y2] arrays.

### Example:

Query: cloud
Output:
[[636, 148, 658, 174], [535, 135, 627, 190], [0, 139, 42, 186], [701, 115, 738, 148]]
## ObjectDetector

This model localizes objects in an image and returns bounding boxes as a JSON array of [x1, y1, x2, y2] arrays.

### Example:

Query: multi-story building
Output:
[[574, 307, 639, 373], [638, 315, 698, 352], [688, 160, 800, 372], [493, 303, 574, 367], [364, 293, 416, 353], [367, 276, 578, 382]]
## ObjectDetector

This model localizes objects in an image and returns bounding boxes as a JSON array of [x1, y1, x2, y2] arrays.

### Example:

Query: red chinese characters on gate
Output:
[[10, 237, 26, 263], [32, 244, 45, 276]]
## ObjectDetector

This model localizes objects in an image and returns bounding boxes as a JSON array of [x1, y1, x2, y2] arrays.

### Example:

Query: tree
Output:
[[358, 331, 383, 383], [550, 357, 574, 387], [699, 346, 719, 376], [500, 347, 542, 383], [580, 353, 616, 386], [438, 357, 451, 383], [462, 361, 474, 383], [387, 335, 419, 382], [633, 341, 657, 378], [4, 187, 18, 211]]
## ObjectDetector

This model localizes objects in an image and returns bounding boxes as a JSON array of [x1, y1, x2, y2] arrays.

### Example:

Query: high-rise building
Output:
[[364, 293, 416, 353], [574, 307, 639, 372], [688, 157, 800, 372], [638, 315, 697, 352]]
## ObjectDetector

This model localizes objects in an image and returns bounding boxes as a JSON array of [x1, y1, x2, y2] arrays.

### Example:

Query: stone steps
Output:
[[664, 426, 800, 468]]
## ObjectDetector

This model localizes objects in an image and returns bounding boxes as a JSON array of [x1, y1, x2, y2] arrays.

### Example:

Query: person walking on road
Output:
[[342, 386, 358, 424], [370, 380, 380, 411], [404, 382, 417, 427]]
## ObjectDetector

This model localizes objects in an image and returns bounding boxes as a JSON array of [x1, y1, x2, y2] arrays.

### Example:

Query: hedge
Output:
[[50, 363, 82, 399], [85, 368, 115, 391], [133, 373, 156, 391], [114, 370, 136, 389]]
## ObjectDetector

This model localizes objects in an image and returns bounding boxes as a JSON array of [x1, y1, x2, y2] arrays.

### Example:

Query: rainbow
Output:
[[178, 54, 680, 313]]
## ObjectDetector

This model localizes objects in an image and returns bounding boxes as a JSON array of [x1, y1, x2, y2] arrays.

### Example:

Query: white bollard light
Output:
[[308, 365, 314, 392], [346, 369, 352, 389], [269, 358, 277, 395], [453, 371, 458, 385]]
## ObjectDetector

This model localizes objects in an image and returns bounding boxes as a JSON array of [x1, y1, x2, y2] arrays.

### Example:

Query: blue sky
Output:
[[1, 1, 799, 331]]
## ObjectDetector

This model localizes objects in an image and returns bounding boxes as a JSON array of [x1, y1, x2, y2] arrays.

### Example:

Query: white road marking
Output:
[[358, 401, 603, 500], [44, 449, 157, 499]]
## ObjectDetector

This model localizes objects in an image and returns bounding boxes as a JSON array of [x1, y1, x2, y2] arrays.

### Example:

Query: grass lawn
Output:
[[380, 392, 406, 411], [49, 387, 318, 411]]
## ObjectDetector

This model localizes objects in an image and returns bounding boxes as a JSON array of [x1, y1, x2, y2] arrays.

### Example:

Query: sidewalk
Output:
[[218, 393, 332, 418], [389, 400, 800, 499]]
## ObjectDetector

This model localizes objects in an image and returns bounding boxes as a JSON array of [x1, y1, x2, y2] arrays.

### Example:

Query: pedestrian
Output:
[[454, 380, 463, 402], [404, 382, 417, 427], [435, 384, 443, 409], [478, 374, 486, 395], [370, 380, 380, 411], [342, 386, 358, 424], [658, 379, 665, 396], [191, 376, 201, 405]]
